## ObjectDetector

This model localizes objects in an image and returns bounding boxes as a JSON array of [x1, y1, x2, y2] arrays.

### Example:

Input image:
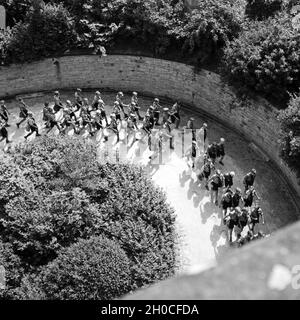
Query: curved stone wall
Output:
[[0, 54, 299, 205]]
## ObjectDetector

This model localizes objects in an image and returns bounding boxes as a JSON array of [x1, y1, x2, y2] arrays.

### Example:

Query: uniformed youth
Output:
[[16, 98, 29, 128]]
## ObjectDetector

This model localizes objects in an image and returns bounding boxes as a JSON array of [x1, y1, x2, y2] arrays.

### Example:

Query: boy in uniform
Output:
[[243, 169, 257, 192], [224, 171, 235, 190], [152, 98, 162, 126], [221, 188, 233, 222], [0, 100, 10, 127], [232, 188, 243, 208], [243, 186, 260, 208], [53, 91, 63, 113], [208, 169, 224, 205], [249, 206, 265, 233], [16, 98, 29, 128], [0, 118, 11, 144], [131, 92, 143, 120], [24, 112, 41, 140], [217, 137, 225, 165], [169, 102, 180, 129]]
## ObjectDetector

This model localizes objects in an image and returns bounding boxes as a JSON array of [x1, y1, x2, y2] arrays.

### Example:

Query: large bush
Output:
[[1, 2, 77, 64], [34, 237, 130, 300], [279, 93, 300, 179], [0, 0, 32, 26], [0, 242, 24, 299], [180, 0, 244, 65], [0, 135, 177, 299], [0, 0, 245, 65], [224, 12, 300, 103]]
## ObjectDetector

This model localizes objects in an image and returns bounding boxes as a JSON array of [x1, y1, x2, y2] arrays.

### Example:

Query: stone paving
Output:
[[1, 90, 299, 275]]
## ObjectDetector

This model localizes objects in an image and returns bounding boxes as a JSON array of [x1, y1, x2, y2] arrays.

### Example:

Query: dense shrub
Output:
[[180, 0, 244, 64], [0, 0, 32, 26], [0, 242, 24, 299], [0, 135, 177, 299], [279, 93, 300, 179], [33, 237, 131, 300], [0, 0, 244, 65], [0, 188, 102, 266], [1, 2, 77, 64], [245, 0, 283, 20], [224, 12, 300, 103]]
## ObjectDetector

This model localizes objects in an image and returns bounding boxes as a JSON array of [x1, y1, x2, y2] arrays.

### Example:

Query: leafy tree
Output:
[[0, 188, 102, 266], [180, 0, 244, 65], [3, 2, 77, 63], [224, 12, 300, 103], [0, 135, 178, 299]]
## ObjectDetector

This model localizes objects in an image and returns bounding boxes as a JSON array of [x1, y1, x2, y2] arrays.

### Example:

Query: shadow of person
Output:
[[179, 169, 191, 188], [209, 223, 233, 261], [193, 192, 202, 208], [187, 178, 197, 200], [210, 223, 225, 248], [192, 180, 210, 208], [200, 201, 215, 224], [148, 163, 160, 177]]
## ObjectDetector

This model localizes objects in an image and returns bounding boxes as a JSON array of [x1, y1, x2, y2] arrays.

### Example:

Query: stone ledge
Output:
[[122, 221, 300, 300]]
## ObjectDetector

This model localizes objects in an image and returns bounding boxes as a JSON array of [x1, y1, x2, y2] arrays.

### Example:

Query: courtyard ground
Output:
[[1, 90, 299, 275]]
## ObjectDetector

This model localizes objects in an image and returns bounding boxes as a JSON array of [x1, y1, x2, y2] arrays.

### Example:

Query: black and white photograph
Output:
[[0, 0, 300, 313]]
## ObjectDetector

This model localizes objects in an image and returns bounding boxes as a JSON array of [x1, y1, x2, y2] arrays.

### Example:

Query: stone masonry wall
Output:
[[0, 55, 299, 203]]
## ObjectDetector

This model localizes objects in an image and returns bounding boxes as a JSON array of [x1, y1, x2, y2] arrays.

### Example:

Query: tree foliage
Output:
[[224, 12, 300, 103], [0, 135, 178, 299], [0, 242, 24, 299], [1, 2, 77, 64], [34, 237, 131, 300], [0, 0, 244, 65], [278, 93, 300, 179], [245, 0, 283, 20]]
